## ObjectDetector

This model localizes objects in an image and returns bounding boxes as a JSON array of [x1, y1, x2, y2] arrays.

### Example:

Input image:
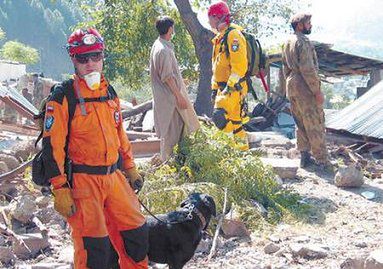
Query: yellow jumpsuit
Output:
[[211, 24, 249, 149]]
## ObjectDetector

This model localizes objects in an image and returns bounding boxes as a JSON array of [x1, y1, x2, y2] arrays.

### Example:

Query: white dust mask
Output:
[[83, 71, 101, 90]]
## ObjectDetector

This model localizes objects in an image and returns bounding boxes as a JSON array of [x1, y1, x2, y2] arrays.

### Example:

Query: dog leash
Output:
[[138, 198, 193, 225]]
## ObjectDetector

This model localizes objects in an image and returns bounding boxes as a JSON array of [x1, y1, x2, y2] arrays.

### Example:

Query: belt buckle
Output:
[[106, 166, 111, 175]]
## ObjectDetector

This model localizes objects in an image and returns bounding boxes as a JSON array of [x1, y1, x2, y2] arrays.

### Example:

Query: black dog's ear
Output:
[[204, 196, 217, 217]]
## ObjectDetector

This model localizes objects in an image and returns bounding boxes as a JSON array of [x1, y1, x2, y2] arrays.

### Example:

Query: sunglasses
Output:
[[74, 52, 104, 64]]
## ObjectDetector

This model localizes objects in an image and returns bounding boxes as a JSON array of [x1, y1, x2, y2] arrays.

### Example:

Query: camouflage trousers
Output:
[[289, 95, 328, 163]]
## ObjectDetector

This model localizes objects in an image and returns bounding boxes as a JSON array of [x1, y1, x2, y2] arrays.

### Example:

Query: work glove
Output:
[[211, 89, 218, 104], [51, 186, 76, 218], [125, 167, 144, 193]]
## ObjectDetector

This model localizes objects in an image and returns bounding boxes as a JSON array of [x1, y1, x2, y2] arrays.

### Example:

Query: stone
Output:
[[13, 233, 50, 259], [0, 154, 19, 170], [142, 110, 154, 132], [335, 165, 364, 188], [365, 249, 383, 269], [36, 207, 57, 224], [0, 161, 9, 174], [58, 245, 74, 264], [260, 139, 294, 149], [294, 235, 311, 243], [275, 247, 289, 257], [340, 257, 366, 269], [268, 235, 281, 243], [221, 219, 250, 238], [264, 242, 280, 254], [196, 238, 211, 253], [0, 235, 6, 246], [13, 140, 36, 161], [35, 196, 51, 208], [9, 195, 37, 223], [290, 243, 328, 259], [260, 158, 299, 179], [247, 131, 292, 146], [0, 246, 16, 264], [355, 241, 368, 248]]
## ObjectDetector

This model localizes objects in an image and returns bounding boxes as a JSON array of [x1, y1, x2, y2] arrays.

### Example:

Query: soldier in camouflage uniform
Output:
[[282, 13, 331, 169]]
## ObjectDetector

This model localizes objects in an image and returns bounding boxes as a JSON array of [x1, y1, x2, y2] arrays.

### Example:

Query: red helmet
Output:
[[66, 28, 104, 56], [208, 1, 230, 23]]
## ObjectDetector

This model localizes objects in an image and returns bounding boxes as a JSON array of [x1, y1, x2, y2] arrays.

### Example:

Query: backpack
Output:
[[31, 79, 118, 186], [220, 27, 269, 99]]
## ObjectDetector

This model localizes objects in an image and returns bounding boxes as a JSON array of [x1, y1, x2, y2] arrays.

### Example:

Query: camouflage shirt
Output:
[[282, 32, 320, 97]]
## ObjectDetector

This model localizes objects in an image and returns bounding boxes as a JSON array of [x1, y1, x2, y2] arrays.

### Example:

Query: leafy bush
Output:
[[140, 124, 309, 228]]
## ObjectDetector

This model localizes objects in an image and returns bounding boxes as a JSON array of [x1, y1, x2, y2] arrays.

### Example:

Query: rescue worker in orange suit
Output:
[[42, 28, 148, 269], [208, 1, 249, 150]]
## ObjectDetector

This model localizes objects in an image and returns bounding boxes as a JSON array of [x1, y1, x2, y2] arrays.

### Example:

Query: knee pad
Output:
[[212, 108, 228, 130], [83, 236, 111, 269], [120, 223, 149, 263]]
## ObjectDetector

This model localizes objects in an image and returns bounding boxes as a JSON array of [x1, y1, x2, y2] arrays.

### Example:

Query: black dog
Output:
[[147, 193, 216, 269], [109, 193, 216, 269]]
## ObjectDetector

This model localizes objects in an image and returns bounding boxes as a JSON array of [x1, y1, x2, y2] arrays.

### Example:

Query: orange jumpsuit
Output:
[[42, 75, 148, 269]]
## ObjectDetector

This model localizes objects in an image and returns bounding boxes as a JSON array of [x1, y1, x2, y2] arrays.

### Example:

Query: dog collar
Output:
[[192, 207, 207, 229]]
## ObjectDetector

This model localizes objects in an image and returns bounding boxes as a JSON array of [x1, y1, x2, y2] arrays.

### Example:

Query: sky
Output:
[[310, 0, 383, 51], [197, 0, 383, 60]]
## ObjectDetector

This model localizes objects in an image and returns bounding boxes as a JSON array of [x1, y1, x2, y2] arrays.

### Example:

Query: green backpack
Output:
[[220, 27, 269, 99]]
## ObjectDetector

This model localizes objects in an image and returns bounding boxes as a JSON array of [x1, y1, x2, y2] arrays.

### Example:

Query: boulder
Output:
[[0, 154, 19, 170], [13, 140, 36, 161], [0, 161, 9, 174], [290, 243, 328, 259], [221, 219, 250, 238], [335, 165, 364, 188], [13, 233, 50, 259], [340, 257, 366, 269], [9, 195, 37, 223], [260, 158, 299, 179], [0, 246, 16, 264], [264, 242, 281, 254], [365, 249, 383, 269]]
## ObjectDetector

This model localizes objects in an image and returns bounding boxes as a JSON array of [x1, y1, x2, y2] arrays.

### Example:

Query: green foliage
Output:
[[111, 79, 153, 104], [77, 0, 198, 90], [0, 0, 86, 77], [1, 41, 40, 64], [193, 0, 302, 38], [140, 125, 309, 228], [322, 81, 354, 110]]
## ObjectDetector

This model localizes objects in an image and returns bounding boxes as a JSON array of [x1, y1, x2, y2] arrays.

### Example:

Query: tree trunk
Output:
[[174, 0, 215, 116]]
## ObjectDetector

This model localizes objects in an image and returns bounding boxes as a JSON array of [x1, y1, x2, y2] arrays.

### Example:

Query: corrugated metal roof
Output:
[[269, 42, 383, 78], [326, 81, 383, 139]]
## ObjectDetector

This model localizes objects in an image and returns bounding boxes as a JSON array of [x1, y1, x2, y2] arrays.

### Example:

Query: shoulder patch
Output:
[[44, 115, 54, 131], [231, 39, 240, 52], [46, 105, 54, 113]]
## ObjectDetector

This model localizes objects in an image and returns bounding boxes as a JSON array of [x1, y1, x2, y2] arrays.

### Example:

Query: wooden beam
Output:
[[131, 139, 160, 158], [126, 131, 157, 141], [121, 100, 153, 119]]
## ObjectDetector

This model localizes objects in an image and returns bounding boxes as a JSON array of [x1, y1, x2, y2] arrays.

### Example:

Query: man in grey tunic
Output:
[[150, 16, 200, 161]]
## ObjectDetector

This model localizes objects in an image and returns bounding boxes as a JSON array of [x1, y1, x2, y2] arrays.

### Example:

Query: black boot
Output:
[[300, 151, 315, 168]]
